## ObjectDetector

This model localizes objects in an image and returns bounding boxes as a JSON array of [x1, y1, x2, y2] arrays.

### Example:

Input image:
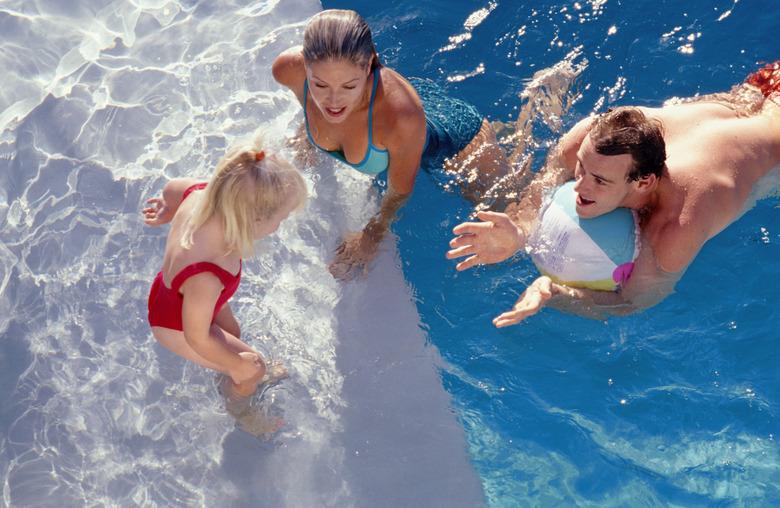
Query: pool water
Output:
[[331, 0, 780, 505], [0, 0, 778, 506]]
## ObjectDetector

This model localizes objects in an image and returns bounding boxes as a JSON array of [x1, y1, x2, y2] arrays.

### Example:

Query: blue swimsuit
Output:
[[303, 70, 483, 175]]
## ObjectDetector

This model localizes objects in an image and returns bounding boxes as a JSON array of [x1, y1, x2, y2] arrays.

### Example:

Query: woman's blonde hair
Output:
[[181, 140, 307, 256]]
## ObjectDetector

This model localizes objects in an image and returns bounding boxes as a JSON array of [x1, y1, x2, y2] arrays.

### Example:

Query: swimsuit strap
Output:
[[170, 260, 242, 293], [366, 69, 380, 146], [182, 182, 208, 201]]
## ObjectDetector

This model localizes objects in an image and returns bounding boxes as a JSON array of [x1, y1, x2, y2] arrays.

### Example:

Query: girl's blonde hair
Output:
[[181, 140, 307, 256]]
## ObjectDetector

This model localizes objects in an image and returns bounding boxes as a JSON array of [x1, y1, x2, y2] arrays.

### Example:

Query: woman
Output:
[[272, 9, 511, 279]]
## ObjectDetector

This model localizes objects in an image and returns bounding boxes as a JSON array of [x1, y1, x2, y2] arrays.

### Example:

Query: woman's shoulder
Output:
[[272, 46, 306, 90], [375, 67, 426, 140], [376, 67, 423, 113]]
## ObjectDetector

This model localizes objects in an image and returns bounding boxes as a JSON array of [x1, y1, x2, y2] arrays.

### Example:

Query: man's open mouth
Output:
[[576, 193, 595, 206]]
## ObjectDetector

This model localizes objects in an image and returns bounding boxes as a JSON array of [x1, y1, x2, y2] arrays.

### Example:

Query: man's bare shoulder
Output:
[[649, 216, 707, 274]]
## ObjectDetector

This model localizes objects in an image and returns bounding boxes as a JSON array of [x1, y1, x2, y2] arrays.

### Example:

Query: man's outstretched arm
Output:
[[493, 240, 683, 326], [504, 116, 593, 234], [447, 117, 594, 268]]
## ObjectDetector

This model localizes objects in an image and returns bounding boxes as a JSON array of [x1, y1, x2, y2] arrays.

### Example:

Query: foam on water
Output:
[[0, 1, 485, 506]]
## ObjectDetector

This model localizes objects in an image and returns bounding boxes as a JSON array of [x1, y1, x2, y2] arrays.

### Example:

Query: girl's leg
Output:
[[152, 326, 285, 396]]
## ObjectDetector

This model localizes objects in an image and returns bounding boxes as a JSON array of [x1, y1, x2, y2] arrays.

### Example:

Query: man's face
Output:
[[572, 134, 635, 218]]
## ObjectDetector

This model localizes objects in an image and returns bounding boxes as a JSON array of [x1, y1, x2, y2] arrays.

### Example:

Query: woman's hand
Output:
[[142, 197, 175, 226], [328, 229, 382, 281], [493, 276, 554, 327]]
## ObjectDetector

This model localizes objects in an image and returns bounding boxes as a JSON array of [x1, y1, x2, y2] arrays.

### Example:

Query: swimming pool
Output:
[[0, 0, 778, 506], [327, 0, 780, 505]]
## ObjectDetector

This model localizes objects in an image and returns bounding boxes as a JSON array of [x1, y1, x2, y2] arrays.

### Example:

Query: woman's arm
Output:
[[328, 90, 427, 280], [271, 46, 306, 104], [143, 178, 200, 226]]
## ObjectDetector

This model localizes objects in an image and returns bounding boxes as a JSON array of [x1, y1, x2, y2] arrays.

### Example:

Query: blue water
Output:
[[327, 0, 780, 505]]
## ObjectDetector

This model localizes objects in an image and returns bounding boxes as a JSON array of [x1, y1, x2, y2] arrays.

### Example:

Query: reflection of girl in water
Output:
[[144, 139, 306, 406], [273, 9, 513, 279]]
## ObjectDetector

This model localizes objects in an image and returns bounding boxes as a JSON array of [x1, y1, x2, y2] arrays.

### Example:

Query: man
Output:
[[447, 62, 780, 327]]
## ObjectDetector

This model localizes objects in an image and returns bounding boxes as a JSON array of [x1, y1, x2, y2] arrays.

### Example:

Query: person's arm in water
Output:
[[180, 273, 265, 385], [142, 178, 200, 226], [446, 117, 594, 269], [492, 235, 683, 326], [329, 89, 427, 280], [272, 47, 306, 102]]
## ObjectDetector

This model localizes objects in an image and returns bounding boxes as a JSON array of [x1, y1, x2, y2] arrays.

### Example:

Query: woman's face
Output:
[[305, 58, 371, 124]]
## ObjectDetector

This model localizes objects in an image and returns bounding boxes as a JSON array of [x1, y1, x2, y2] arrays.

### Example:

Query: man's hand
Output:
[[446, 211, 526, 271], [493, 276, 554, 327]]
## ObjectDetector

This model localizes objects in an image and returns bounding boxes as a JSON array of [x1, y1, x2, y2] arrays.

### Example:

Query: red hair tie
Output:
[[255, 150, 265, 161]]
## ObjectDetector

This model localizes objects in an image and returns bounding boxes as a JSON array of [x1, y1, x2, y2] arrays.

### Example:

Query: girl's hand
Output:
[[142, 197, 174, 226]]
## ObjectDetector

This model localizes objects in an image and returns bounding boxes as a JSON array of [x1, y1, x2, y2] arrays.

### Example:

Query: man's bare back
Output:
[[637, 94, 780, 273]]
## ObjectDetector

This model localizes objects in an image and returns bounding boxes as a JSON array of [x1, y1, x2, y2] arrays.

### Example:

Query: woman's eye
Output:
[[344, 86, 356, 90], [314, 83, 327, 88]]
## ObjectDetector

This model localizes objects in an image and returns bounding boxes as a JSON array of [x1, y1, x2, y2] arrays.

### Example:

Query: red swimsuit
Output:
[[147, 183, 242, 331]]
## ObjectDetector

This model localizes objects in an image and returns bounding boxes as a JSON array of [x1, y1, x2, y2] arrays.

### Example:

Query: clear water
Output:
[[325, 0, 780, 505], [0, 1, 484, 506], [1, 0, 779, 507]]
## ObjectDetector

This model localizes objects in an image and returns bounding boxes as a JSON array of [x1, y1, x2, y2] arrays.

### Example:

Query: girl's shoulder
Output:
[[164, 218, 239, 282]]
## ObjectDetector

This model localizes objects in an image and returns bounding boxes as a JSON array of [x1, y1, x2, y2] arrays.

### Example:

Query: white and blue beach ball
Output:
[[528, 181, 639, 291]]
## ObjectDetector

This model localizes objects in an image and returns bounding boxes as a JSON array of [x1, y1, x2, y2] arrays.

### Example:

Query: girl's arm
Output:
[[143, 178, 200, 226]]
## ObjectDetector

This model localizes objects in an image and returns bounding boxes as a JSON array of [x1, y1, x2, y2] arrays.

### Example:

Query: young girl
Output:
[[143, 140, 307, 400]]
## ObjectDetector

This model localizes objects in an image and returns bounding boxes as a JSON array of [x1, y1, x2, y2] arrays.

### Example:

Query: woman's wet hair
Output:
[[590, 107, 667, 181], [303, 9, 380, 71], [182, 136, 307, 256]]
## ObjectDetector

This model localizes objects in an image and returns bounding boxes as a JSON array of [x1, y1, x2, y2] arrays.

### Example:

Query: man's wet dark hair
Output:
[[590, 107, 666, 181]]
